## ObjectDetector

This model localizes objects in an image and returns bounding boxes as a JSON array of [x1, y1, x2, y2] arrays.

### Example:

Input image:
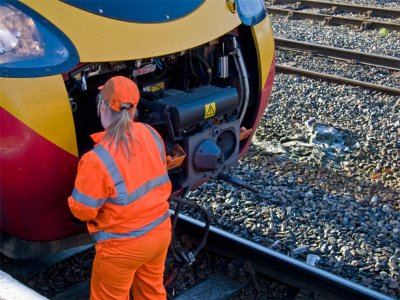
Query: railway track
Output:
[[275, 64, 400, 95], [1, 3, 398, 299], [269, 0, 400, 19], [173, 213, 394, 300], [275, 38, 400, 70], [266, 6, 400, 31], [0, 212, 395, 299], [274, 37, 400, 95], [0, 244, 94, 300]]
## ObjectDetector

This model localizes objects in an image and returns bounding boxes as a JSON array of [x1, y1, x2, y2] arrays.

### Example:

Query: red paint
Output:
[[62, 63, 86, 81], [239, 55, 276, 157], [0, 108, 84, 241]]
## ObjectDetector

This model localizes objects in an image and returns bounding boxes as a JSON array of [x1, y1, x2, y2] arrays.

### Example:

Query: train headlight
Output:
[[235, 0, 267, 26], [0, 1, 79, 78]]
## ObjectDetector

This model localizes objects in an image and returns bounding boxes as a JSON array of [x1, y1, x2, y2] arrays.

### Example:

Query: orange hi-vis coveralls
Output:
[[68, 122, 172, 300]]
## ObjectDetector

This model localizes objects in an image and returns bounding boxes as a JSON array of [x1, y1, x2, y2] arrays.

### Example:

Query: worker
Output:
[[68, 76, 172, 300]]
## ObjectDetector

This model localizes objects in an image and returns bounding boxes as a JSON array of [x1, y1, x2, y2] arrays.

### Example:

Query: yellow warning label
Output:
[[143, 82, 165, 92], [204, 102, 216, 119]]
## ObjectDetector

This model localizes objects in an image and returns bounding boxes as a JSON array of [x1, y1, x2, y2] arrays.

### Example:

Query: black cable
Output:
[[151, 66, 167, 80], [169, 201, 184, 262], [190, 51, 200, 78], [183, 54, 189, 90], [190, 52, 212, 85], [169, 195, 211, 265]]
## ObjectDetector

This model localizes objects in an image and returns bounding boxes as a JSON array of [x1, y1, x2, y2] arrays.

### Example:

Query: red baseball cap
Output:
[[98, 76, 140, 112]]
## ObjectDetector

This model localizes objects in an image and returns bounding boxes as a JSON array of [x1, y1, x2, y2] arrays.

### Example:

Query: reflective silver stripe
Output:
[[91, 210, 170, 242], [107, 173, 170, 206], [93, 145, 170, 207], [142, 123, 165, 164], [93, 145, 127, 199], [71, 187, 106, 208]]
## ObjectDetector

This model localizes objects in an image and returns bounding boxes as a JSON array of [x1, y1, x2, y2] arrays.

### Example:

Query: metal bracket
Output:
[[218, 173, 260, 193]]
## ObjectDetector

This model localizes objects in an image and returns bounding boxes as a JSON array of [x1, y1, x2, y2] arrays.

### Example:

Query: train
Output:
[[0, 0, 275, 259]]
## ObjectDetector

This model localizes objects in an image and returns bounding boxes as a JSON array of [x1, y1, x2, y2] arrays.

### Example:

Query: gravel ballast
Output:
[[275, 48, 400, 88], [5, 2, 399, 298], [269, 16, 400, 58], [186, 3, 399, 298], [187, 75, 399, 297]]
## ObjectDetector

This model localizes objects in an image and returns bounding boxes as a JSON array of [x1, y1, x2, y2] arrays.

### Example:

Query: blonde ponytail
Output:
[[97, 94, 135, 159]]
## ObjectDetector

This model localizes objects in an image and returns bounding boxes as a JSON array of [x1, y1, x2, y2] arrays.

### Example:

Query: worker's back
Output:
[[88, 122, 171, 237]]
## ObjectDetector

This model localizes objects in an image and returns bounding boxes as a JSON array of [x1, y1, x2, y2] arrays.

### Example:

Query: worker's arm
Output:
[[68, 152, 111, 221]]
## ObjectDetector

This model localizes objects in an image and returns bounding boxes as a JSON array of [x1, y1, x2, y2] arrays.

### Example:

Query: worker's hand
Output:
[[70, 212, 85, 226]]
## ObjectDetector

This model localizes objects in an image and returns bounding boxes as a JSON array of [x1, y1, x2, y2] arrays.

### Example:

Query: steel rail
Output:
[[270, 0, 400, 18], [267, 7, 400, 30], [275, 64, 400, 95], [275, 38, 400, 70], [175, 213, 394, 300]]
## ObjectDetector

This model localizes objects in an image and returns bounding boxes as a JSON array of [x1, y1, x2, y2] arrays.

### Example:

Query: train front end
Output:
[[0, 0, 275, 258]]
